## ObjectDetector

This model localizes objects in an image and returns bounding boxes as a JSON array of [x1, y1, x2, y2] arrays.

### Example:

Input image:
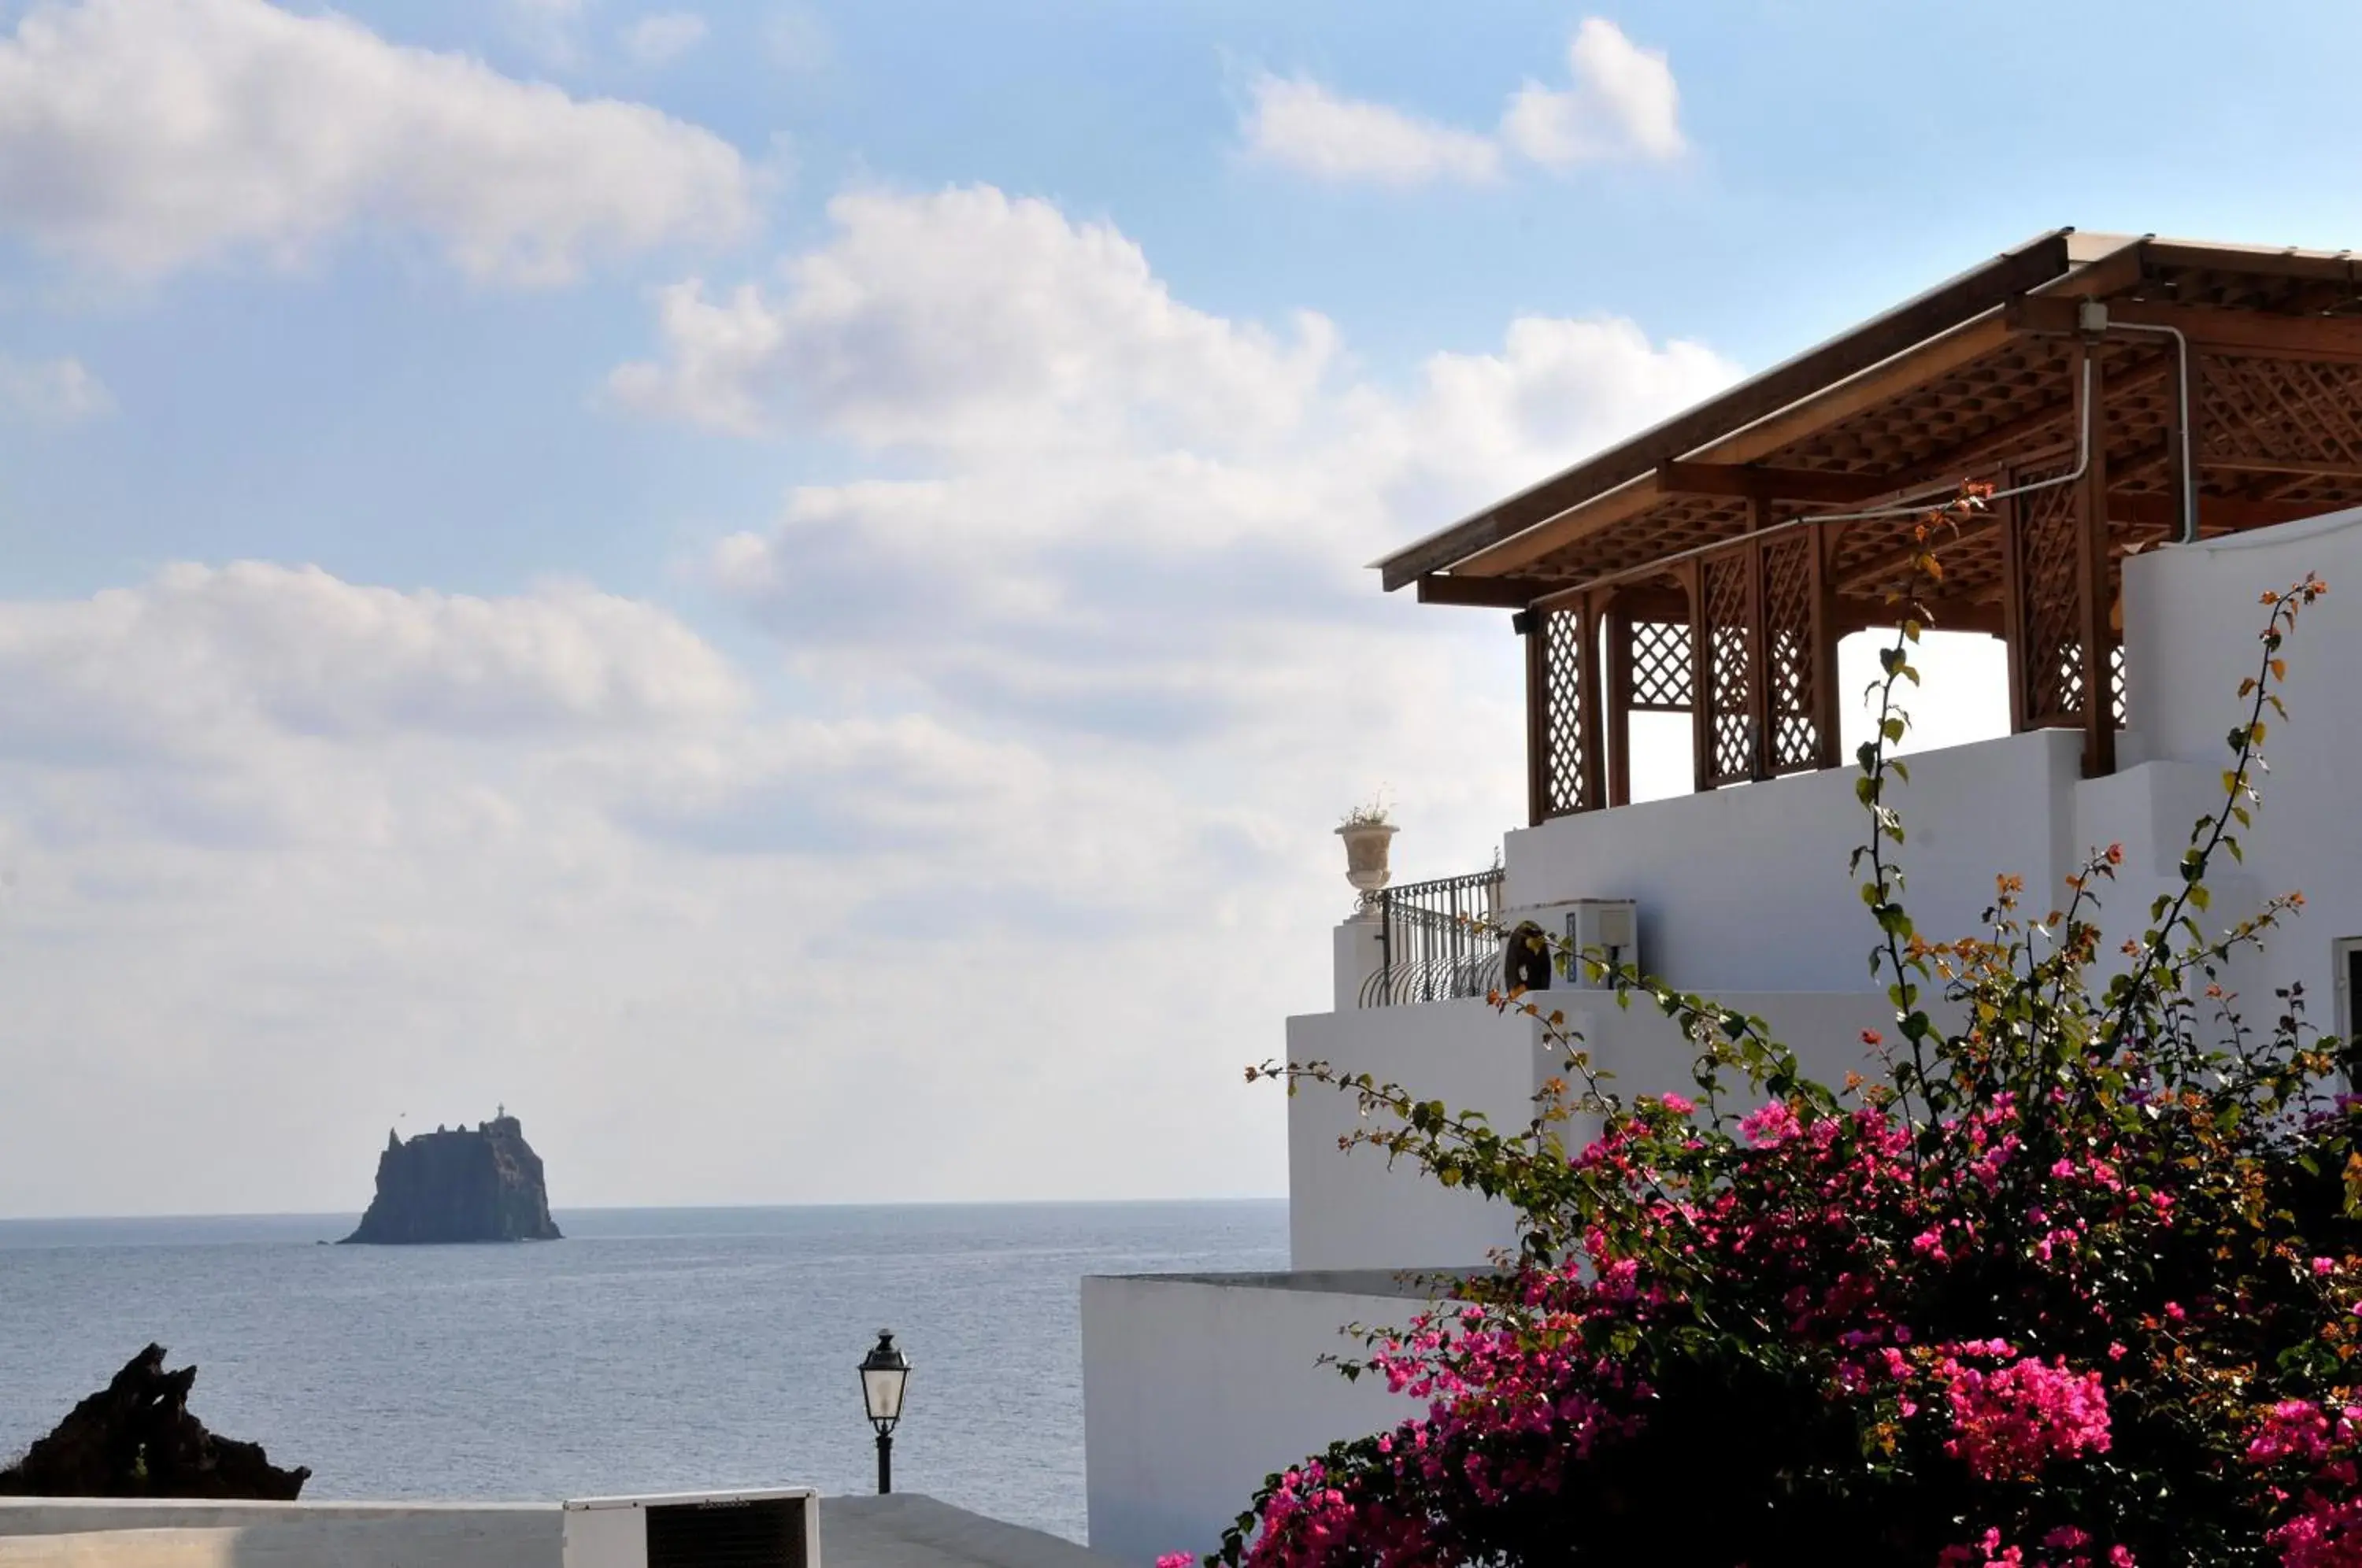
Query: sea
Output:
[[0, 1201, 1290, 1544]]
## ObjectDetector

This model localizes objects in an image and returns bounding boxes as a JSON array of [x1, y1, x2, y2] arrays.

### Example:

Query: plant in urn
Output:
[[1335, 794, 1397, 912]]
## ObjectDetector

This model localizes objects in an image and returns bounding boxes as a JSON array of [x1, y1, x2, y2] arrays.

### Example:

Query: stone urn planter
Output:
[[1336, 819, 1398, 899]]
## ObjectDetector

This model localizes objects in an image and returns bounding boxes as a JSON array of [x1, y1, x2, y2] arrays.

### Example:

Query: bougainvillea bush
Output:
[[1180, 556, 2356, 1567]]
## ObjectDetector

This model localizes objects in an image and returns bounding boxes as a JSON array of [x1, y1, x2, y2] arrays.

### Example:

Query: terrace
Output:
[[1379, 231, 2362, 819]]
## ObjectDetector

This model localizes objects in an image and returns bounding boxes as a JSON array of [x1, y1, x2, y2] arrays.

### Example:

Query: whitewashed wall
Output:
[[1287, 989, 1894, 1274], [1285, 998, 1545, 1270], [1505, 727, 2086, 993], [0, 1502, 556, 1568], [1080, 1276, 1427, 1566], [2120, 507, 2362, 1036]]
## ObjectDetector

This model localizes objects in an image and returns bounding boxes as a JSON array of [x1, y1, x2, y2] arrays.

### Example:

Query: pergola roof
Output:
[[1381, 230, 2362, 614]]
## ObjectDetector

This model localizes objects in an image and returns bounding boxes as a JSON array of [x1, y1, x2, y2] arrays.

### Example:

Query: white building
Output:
[[1082, 231, 2362, 1563]]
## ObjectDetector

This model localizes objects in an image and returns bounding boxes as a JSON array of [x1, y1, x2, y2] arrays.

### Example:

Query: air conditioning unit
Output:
[[563, 1488, 820, 1568], [1505, 898, 1640, 989]]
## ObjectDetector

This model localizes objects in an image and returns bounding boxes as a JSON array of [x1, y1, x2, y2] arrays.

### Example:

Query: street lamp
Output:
[[857, 1329, 911, 1495]]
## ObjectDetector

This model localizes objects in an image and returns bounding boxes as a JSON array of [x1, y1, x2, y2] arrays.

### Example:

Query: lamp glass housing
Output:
[[859, 1331, 911, 1433]]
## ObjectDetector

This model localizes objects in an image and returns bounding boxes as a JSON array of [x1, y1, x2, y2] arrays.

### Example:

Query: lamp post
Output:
[[857, 1329, 911, 1495]]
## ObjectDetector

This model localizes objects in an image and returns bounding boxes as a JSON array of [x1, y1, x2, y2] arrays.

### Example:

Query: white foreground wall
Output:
[[1287, 990, 1894, 1273], [1081, 1275, 1427, 1567], [0, 1503, 553, 1568], [0, 1494, 1116, 1568], [1286, 999, 1545, 1270]]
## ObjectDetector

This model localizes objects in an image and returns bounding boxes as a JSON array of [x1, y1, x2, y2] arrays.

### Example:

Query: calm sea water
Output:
[[0, 1202, 1288, 1543]]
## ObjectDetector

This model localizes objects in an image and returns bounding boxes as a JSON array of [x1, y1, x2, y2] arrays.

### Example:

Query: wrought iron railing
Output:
[[1358, 867, 1506, 1008]]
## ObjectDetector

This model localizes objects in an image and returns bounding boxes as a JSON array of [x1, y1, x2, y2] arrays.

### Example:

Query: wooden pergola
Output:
[[1379, 231, 2362, 827]]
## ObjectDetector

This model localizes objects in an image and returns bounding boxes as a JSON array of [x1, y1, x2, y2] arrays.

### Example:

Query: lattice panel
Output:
[[1538, 605, 1590, 818], [1701, 551, 1754, 785], [2110, 642, 2127, 728], [2012, 469, 2083, 723], [1761, 534, 1818, 773], [1629, 619, 1692, 712], [2201, 353, 2362, 471]]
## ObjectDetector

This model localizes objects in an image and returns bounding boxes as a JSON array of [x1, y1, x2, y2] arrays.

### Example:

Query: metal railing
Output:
[[1358, 867, 1506, 1008]]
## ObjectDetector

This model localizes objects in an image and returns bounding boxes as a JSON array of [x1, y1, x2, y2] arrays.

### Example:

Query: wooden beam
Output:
[[1837, 516, 2002, 597], [2074, 340, 2116, 778], [1416, 574, 1564, 608], [2143, 242, 2362, 286], [2041, 236, 2150, 301], [1654, 461, 1892, 505], [1600, 585, 1692, 623], [2108, 490, 2349, 532], [1833, 596, 2005, 638], [1830, 482, 2331, 599], [2206, 456, 2362, 482], [1449, 474, 1663, 580], [1864, 352, 2173, 500], [1379, 231, 2077, 588], [2010, 294, 2362, 363]]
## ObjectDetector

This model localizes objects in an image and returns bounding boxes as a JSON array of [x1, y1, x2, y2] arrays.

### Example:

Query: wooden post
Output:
[[1744, 500, 1773, 781], [2074, 339, 2116, 777], [1811, 523, 1843, 770], [1517, 609, 1546, 827], [1605, 597, 1634, 808], [1578, 595, 1608, 812], [1684, 560, 1714, 795], [1998, 469, 2029, 736]]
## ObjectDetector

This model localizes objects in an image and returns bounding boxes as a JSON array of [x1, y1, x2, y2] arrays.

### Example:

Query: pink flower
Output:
[[2268, 1493, 2362, 1568], [1939, 1353, 2112, 1481], [1659, 1093, 1696, 1115], [1157, 1554, 1196, 1567], [2248, 1400, 2335, 1466], [1738, 1100, 1802, 1148]]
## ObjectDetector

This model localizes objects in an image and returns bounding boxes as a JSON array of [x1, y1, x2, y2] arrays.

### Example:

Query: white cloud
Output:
[[0, 353, 110, 422], [622, 10, 708, 65], [1239, 17, 1685, 186], [1241, 74, 1501, 187], [0, 0, 755, 284], [608, 185, 1339, 449], [620, 183, 1738, 750], [0, 564, 747, 769], [1499, 17, 1685, 167]]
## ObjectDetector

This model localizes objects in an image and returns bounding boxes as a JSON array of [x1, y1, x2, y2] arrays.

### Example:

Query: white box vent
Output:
[[1505, 898, 1639, 989], [563, 1488, 820, 1568]]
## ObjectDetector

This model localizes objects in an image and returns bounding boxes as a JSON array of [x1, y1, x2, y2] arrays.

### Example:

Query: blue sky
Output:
[[0, 0, 2353, 1215]]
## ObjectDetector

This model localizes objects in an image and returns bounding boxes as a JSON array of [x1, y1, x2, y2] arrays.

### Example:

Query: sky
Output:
[[2, 0, 2360, 1217]]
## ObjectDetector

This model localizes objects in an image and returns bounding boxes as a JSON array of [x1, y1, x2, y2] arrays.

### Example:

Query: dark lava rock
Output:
[[342, 1112, 561, 1244], [0, 1344, 309, 1500]]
